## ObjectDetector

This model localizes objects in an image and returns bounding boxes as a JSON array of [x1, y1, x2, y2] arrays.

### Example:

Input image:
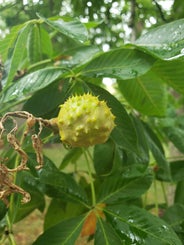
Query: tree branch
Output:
[[129, 0, 137, 42], [152, 0, 167, 22]]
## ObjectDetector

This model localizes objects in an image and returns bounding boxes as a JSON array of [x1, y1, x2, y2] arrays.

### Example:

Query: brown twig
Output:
[[0, 163, 30, 206], [152, 0, 167, 22], [0, 110, 59, 205]]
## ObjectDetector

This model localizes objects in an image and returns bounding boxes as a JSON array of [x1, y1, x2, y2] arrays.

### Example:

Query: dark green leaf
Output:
[[27, 24, 42, 64], [162, 204, 184, 237], [87, 82, 138, 153], [163, 127, 184, 154], [11, 169, 45, 223], [154, 59, 184, 94], [135, 18, 184, 60], [0, 201, 7, 221], [172, 0, 184, 21], [39, 15, 88, 43], [158, 115, 184, 153], [117, 70, 167, 116], [106, 205, 182, 244], [3, 23, 32, 87], [33, 215, 85, 245], [44, 199, 66, 230], [23, 79, 71, 117], [143, 123, 171, 181], [0, 217, 6, 236], [44, 199, 84, 230], [40, 25, 53, 58], [0, 67, 64, 107], [170, 160, 184, 182], [39, 160, 89, 206], [94, 139, 115, 176], [60, 147, 83, 169], [123, 116, 149, 166], [82, 48, 156, 80], [60, 45, 100, 68], [175, 181, 184, 205], [97, 165, 153, 204], [14, 189, 45, 223], [0, 24, 25, 62], [95, 218, 122, 245], [110, 145, 124, 173]]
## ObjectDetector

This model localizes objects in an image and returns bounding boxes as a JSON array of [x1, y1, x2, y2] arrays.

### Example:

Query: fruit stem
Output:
[[83, 148, 96, 207]]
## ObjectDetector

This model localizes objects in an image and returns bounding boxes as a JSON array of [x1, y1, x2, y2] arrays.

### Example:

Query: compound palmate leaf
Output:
[[105, 205, 182, 245]]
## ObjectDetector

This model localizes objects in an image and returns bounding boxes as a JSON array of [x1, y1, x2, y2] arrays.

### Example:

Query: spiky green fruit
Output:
[[57, 94, 115, 147]]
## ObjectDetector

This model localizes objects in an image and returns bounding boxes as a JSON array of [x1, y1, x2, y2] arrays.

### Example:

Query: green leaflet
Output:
[[3, 23, 32, 87], [39, 15, 88, 43], [82, 48, 156, 80], [0, 67, 65, 109], [105, 205, 182, 245], [135, 18, 184, 60], [117, 70, 167, 116], [97, 165, 153, 204], [33, 215, 85, 245], [27, 24, 42, 64]]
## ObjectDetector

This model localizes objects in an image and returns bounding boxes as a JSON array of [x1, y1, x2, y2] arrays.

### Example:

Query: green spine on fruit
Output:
[[57, 93, 115, 147]]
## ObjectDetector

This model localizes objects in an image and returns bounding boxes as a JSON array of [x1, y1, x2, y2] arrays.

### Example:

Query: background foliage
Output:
[[0, 0, 184, 244]]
